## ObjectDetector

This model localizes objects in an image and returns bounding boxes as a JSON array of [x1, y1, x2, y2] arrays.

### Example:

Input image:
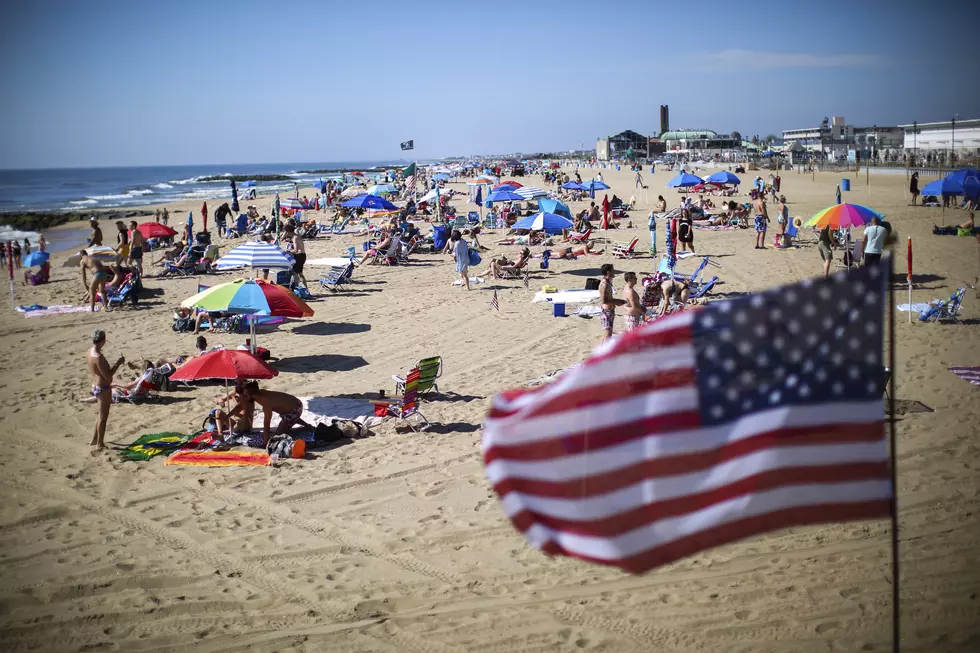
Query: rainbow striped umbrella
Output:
[[805, 203, 884, 229]]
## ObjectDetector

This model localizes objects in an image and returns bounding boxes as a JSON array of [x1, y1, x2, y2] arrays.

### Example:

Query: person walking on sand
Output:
[[128, 221, 145, 278], [79, 250, 110, 313], [818, 225, 834, 277], [753, 194, 769, 249], [862, 216, 887, 267], [286, 222, 309, 290], [910, 172, 919, 205], [621, 272, 644, 331], [450, 229, 470, 290], [161, 207, 169, 226], [84, 329, 124, 452], [635, 170, 644, 188], [598, 263, 625, 340]]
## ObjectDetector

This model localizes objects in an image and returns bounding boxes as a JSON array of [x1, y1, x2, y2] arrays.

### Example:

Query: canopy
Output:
[[513, 211, 573, 235], [667, 173, 704, 187], [805, 203, 885, 229], [486, 189, 524, 203], [342, 194, 399, 211], [538, 198, 571, 219], [215, 241, 293, 270], [136, 222, 178, 239], [514, 186, 548, 200], [181, 278, 313, 317], [706, 171, 741, 185], [169, 349, 278, 382]]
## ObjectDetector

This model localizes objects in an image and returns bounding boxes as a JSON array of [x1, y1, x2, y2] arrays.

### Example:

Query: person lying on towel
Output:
[[228, 381, 311, 447]]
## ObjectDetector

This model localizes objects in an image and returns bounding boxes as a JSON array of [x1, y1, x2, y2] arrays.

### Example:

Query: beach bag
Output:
[[172, 315, 194, 332], [468, 249, 482, 266]]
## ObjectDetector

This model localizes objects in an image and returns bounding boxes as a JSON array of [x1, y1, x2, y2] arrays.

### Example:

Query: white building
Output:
[[900, 119, 980, 158]]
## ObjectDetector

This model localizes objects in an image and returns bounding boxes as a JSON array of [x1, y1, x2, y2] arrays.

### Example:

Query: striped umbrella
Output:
[[280, 197, 305, 211], [514, 186, 548, 200], [215, 241, 293, 271], [804, 203, 884, 229], [340, 186, 367, 198]]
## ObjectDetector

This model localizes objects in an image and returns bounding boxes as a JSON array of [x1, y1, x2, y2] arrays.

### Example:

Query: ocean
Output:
[[0, 160, 411, 252]]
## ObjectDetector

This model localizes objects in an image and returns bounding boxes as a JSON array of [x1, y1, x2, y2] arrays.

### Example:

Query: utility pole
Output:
[[951, 115, 957, 166]]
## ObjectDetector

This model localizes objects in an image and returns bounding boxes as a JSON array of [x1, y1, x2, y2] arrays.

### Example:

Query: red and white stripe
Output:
[[482, 312, 891, 573]]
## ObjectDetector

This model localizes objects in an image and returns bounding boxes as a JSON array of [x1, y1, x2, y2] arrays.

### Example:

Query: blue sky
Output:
[[1, 0, 978, 168]]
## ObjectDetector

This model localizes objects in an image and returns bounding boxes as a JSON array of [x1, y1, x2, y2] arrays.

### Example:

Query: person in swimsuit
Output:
[[656, 273, 690, 317], [128, 221, 145, 277], [286, 223, 309, 289], [230, 381, 310, 448], [115, 221, 130, 260], [598, 263, 625, 340], [621, 272, 644, 330], [753, 195, 769, 249], [79, 250, 110, 312], [83, 329, 124, 452], [87, 218, 103, 247]]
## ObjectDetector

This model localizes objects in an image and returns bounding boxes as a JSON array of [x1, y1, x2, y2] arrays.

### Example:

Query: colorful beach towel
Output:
[[120, 431, 194, 461], [165, 450, 271, 466], [949, 366, 980, 386], [20, 304, 93, 318]]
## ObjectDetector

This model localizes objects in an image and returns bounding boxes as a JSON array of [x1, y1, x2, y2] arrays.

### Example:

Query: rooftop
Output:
[[661, 130, 717, 140], [898, 118, 980, 130]]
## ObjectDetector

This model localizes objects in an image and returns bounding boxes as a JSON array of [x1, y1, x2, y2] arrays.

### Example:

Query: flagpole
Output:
[[886, 253, 901, 653]]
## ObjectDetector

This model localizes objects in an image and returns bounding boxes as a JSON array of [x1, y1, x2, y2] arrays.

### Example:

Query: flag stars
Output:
[[832, 382, 844, 396], [710, 405, 725, 420]]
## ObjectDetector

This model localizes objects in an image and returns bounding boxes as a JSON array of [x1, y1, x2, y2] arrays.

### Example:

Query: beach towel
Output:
[[897, 302, 934, 315], [532, 289, 600, 304], [20, 304, 93, 318], [949, 366, 980, 386], [164, 450, 271, 467], [306, 257, 355, 267], [251, 396, 383, 434], [119, 431, 194, 461], [575, 305, 603, 317], [452, 276, 485, 285]]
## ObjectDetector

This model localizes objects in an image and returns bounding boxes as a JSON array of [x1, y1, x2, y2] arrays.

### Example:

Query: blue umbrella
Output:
[[946, 169, 980, 199], [538, 198, 571, 219], [313, 179, 328, 192], [706, 171, 741, 185], [231, 179, 240, 213], [433, 173, 451, 180], [667, 173, 704, 188], [474, 186, 483, 207], [341, 194, 399, 211], [921, 178, 965, 197], [486, 189, 524, 203], [581, 180, 610, 191], [560, 181, 586, 190], [23, 251, 49, 267], [242, 180, 256, 187], [513, 212, 573, 235]]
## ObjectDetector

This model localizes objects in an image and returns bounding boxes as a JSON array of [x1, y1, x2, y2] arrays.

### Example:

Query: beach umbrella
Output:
[[280, 197, 305, 211], [486, 189, 525, 203], [342, 194, 399, 211], [561, 180, 587, 190], [581, 180, 611, 191], [474, 185, 483, 207], [340, 186, 367, 198], [61, 245, 118, 268], [706, 171, 741, 185], [493, 183, 518, 192], [201, 201, 208, 231], [946, 169, 980, 198], [514, 186, 548, 200], [215, 240, 293, 270], [367, 183, 398, 195], [433, 172, 451, 180], [23, 251, 49, 267], [666, 173, 704, 188], [804, 203, 885, 229], [920, 177, 965, 197], [231, 179, 239, 213], [601, 195, 610, 231], [169, 349, 279, 382], [501, 180, 523, 188], [136, 222, 178, 239], [417, 187, 442, 203], [242, 180, 256, 187], [513, 211, 573, 235], [538, 198, 571, 219]]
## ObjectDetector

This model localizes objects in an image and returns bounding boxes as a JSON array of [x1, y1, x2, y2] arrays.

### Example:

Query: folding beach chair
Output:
[[672, 256, 711, 286], [467, 211, 480, 225], [101, 275, 139, 309], [371, 366, 430, 432], [918, 288, 965, 323], [568, 228, 592, 244], [452, 215, 467, 230], [612, 237, 639, 259], [688, 275, 718, 300], [393, 356, 442, 396], [318, 260, 354, 292]]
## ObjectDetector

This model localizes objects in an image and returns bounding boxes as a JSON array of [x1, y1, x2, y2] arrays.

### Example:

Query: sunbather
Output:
[[552, 241, 602, 259], [230, 381, 311, 447]]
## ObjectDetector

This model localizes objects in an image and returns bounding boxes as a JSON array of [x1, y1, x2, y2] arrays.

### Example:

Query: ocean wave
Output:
[[0, 225, 40, 242], [153, 182, 174, 190], [70, 199, 99, 206], [169, 177, 201, 185], [86, 188, 154, 201]]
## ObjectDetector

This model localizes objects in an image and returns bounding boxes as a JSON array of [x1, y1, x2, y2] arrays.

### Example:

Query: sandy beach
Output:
[[1, 165, 979, 652]]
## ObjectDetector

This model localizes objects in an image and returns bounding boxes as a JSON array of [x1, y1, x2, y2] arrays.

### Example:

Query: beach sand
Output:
[[1, 166, 978, 652]]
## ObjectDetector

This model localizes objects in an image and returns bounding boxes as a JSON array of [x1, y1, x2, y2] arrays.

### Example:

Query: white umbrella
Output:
[[515, 186, 549, 200], [215, 241, 292, 271]]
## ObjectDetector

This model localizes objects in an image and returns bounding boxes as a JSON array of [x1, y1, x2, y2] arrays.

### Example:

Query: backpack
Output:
[[468, 249, 482, 266], [173, 315, 194, 332]]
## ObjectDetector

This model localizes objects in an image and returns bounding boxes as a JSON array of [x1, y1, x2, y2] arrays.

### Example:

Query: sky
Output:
[[1, 0, 979, 169]]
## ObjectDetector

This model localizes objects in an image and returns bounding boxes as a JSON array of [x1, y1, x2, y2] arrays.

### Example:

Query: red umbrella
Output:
[[501, 180, 523, 188], [201, 201, 208, 231], [601, 194, 610, 230], [136, 222, 178, 239], [169, 349, 278, 382]]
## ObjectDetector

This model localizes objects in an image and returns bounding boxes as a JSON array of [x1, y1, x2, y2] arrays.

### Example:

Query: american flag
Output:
[[489, 289, 499, 311], [483, 261, 892, 573]]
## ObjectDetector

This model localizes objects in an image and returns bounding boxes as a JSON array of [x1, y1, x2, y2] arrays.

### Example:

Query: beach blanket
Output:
[[453, 277, 485, 285], [306, 257, 355, 267], [532, 289, 600, 304], [949, 366, 980, 386], [164, 450, 271, 467], [19, 304, 93, 318], [251, 396, 383, 433], [119, 431, 194, 462], [897, 302, 934, 315]]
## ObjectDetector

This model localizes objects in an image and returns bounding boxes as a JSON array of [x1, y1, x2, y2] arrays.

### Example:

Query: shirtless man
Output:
[[753, 194, 769, 249], [598, 263, 625, 339], [287, 223, 308, 288], [85, 329, 124, 451], [128, 221, 145, 277], [621, 271, 644, 330], [87, 218, 103, 247], [79, 250, 110, 312], [230, 381, 310, 447]]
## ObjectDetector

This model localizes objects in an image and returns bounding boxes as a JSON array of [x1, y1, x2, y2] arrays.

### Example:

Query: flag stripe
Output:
[[523, 480, 891, 562], [540, 500, 892, 574], [490, 424, 886, 499], [508, 462, 889, 538], [483, 400, 882, 461]]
